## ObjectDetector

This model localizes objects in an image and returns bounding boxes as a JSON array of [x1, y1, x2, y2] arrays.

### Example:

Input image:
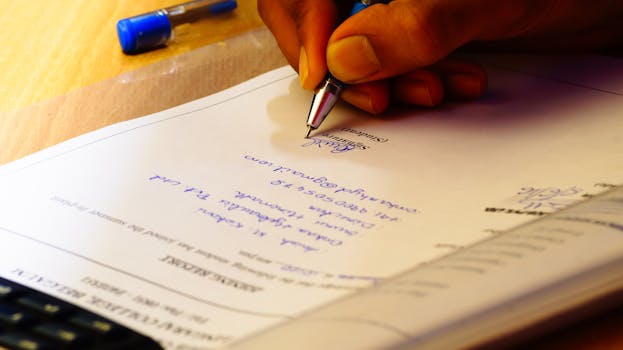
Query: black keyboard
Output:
[[0, 276, 163, 350]]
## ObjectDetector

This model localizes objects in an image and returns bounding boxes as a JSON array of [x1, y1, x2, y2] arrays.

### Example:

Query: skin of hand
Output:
[[257, 0, 623, 113]]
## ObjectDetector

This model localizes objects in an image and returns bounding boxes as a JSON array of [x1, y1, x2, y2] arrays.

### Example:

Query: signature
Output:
[[301, 137, 355, 154]]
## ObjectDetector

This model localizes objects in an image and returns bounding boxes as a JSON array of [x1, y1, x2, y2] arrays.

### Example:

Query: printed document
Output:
[[0, 53, 621, 349]]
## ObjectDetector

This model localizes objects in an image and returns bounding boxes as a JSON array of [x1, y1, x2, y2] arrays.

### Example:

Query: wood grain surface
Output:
[[0, 0, 263, 112], [0, 0, 271, 164]]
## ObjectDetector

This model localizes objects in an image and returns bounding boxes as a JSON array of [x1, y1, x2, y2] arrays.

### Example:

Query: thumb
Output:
[[326, 0, 515, 84]]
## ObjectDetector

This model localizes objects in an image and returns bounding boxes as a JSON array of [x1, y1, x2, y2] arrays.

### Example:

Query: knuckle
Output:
[[399, 7, 447, 65]]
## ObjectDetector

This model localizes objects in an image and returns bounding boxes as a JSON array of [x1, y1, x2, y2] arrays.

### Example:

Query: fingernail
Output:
[[414, 82, 434, 106], [395, 80, 435, 107], [342, 89, 377, 114], [327, 35, 381, 83], [446, 73, 484, 100], [299, 46, 310, 89]]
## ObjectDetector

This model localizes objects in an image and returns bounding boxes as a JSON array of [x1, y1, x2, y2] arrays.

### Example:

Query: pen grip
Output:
[[350, 0, 387, 16], [350, 2, 369, 15]]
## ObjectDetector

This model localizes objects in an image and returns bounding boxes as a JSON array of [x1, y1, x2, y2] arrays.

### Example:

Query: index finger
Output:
[[258, 0, 340, 89]]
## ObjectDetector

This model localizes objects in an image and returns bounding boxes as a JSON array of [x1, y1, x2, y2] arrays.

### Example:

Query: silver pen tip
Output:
[[305, 126, 313, 139], [305, 76, 344, 136]]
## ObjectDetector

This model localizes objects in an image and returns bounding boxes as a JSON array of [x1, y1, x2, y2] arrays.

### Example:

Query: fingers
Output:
[[391, 70, 444, 108], [343, 57, 487, 114], [257, 0, 300, 70], [261, 0, 623, 92], [433, 58, 487, 101], [295, 1, 339, 90], [326, 0, 590, 84], [342, 81, 390, 114], [258, 0, 338, 90], [258, 0, 493, 117], [327, 0, 623, 85], [327, 0, 487, 84]]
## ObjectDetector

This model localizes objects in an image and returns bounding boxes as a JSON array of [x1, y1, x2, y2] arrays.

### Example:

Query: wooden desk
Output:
[[0, 0, 286, 165], [0, 0, 263, 113], [1, 1, 622, 349]]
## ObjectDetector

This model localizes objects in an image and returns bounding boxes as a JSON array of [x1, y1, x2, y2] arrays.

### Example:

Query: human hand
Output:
[[258, 0, 623, 113]]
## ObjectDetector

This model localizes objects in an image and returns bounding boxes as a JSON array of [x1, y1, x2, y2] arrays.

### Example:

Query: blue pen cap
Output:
[[117, 10, 172, 54]]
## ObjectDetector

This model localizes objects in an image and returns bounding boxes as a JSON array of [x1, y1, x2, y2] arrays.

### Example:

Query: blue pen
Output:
[[117, 0, 237, 54], [305, 0, 389, 138]]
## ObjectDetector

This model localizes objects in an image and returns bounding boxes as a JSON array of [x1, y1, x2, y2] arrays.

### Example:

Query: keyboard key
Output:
[[0, 280, 26, 299], [0, 277, 163, 349], [0, 304, 34, 327], [69, 312, 125, 338], [0, 331, 55, 350], [16, 295, 74, 318], [34, 322, 90, 347]]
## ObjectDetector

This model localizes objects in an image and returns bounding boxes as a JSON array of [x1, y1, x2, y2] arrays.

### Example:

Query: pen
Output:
[[305, 0, 388, 138], [116, 0, 237, 55]]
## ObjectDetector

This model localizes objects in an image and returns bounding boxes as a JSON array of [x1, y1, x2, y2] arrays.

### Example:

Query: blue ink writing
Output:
[[308, 205, 375, 229], [148, 175, 181, 186], [196, 208, 243, 229], [270, 179, 369, 214], [148, 175, 211, 201], [296, 228, 343, 246], [243, 155, 419, 215], [279, 238, 320, 253], [218, 199, 292, 230], [234, 190, 304, 219], [301, 137, 355, 153], [313, 220, 358, 237], [320, 133, 370, 150]]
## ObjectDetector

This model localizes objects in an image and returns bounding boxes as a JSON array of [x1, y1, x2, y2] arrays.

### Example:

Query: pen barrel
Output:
[[117, 0, 237, 54], [305, 0, 390, 135], [350, 0, 388, 15], [165, 0, 237, 26], [306, 76, 345, 129], [319, 75, 345, 95]]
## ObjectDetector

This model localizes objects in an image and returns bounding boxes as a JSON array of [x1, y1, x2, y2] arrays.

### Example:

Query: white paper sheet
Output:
[[0, 53, 621, 349]]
